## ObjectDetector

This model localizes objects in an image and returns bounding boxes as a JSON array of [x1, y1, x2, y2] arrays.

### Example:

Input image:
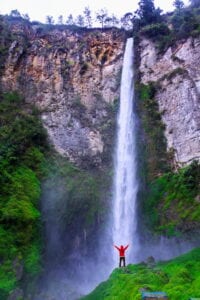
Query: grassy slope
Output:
[[82, 247, 200, 300]]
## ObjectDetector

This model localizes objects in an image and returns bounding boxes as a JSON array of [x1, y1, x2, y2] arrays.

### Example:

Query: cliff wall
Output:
[[1, 20, 126, 168], [2, 19, 199, 169], [139, 37, 200, 167]]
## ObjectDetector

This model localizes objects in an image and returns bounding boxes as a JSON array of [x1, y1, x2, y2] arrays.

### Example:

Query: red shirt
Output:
[[114, 245, 129, 257]]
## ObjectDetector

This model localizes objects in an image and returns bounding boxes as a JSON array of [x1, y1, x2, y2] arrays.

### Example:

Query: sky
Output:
[[0, 0, 190, 24]]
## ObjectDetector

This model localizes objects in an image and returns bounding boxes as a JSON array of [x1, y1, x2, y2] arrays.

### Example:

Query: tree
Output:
[[22, 13, 30, 21], [46, 15, 54, 25], [110, 14, 119, 27], [10, 9, 21, 18], [104, 17, 112, 27], [135, 0, 162, 26], [66, 14, 74, 25], [96, 9, 108, 29], [84, 6, 92, 28], [76, 15, 85, 27], [173, 0, 184, 10], [121, 12, 134, 30], [58, 15, 63, 25]]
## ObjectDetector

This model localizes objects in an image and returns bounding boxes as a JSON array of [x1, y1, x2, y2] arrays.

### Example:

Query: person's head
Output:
[[120, 245, 123, 249]]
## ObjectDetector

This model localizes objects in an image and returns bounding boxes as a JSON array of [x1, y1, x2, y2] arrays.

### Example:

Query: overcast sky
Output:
[[0, 0, 190, 23]]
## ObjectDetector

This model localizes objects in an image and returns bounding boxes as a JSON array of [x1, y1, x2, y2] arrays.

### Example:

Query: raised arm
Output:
[[124, 244, 129, 251], [114, 245, 120, 251]]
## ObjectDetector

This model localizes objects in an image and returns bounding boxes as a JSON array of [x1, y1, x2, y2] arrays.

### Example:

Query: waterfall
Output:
[[112, 38, 138, 263]]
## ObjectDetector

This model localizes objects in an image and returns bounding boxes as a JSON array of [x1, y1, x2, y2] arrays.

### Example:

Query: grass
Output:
[[81, 247, 200, 300]]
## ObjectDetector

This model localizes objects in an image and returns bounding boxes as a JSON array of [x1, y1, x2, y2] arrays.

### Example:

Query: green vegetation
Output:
[[0, 92, 48, 299], [140, 23, 170, 40], [0, 16, 14, 72], [137, 83, 170, 182], [144, 160, 200, 235], [135, 0, 162, 27], [82, 247, 200, 300], [137, 1, 200, 52]]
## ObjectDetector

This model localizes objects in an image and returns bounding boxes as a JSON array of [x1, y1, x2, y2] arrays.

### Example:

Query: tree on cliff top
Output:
[[84, 7, 92, 28], [135, 0, 162, 26], [96, 9, 108, 28], [173, 0, 185, 10]]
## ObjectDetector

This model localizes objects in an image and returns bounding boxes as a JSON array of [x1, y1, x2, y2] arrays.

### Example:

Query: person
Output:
[[114, 244, 129, 267]]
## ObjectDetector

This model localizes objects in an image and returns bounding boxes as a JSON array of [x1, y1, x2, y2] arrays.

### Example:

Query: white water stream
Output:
[[112, 38, 139, 263]]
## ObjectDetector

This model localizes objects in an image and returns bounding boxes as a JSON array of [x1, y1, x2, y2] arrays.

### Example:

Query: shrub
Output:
[[140, 23, 170, 39]]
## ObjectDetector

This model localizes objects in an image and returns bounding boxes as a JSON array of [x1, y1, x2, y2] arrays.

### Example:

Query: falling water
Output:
[[112, 38, 138, 263]]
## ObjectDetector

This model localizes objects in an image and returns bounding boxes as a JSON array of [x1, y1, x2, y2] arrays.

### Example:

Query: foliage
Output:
[[82, 247, 200, 300], [0, 92, 48, 298], [84, 7, 93, 28], [135, 0, 162, 26], [136, 2, 200, 52], [139, 22, 173, 51], [0, 92, 48, 165], [140, 23, 170, 40], [0, 16, 14, 71], [24, 243, 42, 275], [137, 83, 170, 182], [144, 161, 200, 235], [170, 7, 200, 39], [0, 261, 17, 300], [96, 9, 109, 29], [173, 0, 185, 10]]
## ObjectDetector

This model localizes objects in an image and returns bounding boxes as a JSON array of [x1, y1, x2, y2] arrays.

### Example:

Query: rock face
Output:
[[2, 18, 199, 168], [139, 38, 200, 166], [1, 19, 126, 167]]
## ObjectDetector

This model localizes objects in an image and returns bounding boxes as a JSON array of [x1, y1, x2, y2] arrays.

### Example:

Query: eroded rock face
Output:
[[1, 21, 126, 167], [139, 37, 200, 166]]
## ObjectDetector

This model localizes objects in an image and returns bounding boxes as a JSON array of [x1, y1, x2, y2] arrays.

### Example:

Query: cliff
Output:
[[1, 18, 126, 168], [139, 37, 200, 167], [1, 18, 199, 169]]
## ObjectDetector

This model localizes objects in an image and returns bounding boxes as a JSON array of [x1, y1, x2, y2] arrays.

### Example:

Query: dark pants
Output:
[[119, 256, 126, 267]]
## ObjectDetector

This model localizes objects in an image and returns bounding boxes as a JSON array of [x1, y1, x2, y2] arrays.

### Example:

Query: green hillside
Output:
[[82, 247, 200, 300]]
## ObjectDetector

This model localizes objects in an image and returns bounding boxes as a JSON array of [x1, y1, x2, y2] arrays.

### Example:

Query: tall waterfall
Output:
[[112, 38, 138, 263]]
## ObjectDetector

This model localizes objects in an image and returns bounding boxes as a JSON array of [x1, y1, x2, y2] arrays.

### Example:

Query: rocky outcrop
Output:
[[139, 37, 200, 166], [1, 20, 126, 167]]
